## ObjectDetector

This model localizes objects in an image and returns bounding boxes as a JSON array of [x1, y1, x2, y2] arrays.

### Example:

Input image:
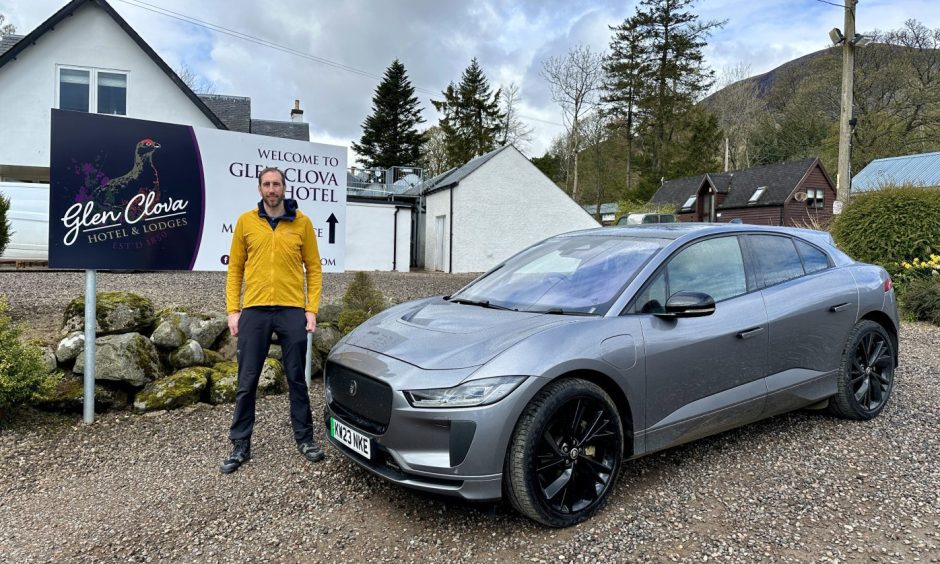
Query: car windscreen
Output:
[[451, 235, 666, 315]]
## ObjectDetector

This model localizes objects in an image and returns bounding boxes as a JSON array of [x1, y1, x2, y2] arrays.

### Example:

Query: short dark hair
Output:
[[258, 166, 286, 187]]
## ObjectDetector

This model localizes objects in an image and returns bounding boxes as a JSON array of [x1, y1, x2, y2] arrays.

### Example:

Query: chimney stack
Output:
[[290, 99, 304, 123]]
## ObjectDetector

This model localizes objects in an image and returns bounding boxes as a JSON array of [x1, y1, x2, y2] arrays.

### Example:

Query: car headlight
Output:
[[405, 376, 527, 408]]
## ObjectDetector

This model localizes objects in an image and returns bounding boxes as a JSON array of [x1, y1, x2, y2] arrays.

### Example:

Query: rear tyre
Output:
[[829, 320, 896, 420], [504, 379, 623, 527]]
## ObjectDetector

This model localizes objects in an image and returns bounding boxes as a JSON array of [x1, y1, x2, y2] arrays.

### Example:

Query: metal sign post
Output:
[[83, 270, 96, 424], [304, 332, 314, 387]]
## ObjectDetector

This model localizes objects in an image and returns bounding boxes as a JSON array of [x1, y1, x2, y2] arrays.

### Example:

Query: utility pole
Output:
[[835, 0, 858, 214]]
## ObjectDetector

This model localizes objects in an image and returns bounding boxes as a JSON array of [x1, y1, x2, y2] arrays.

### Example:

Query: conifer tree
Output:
[[432, 58, 503, 169], [352, 59, 425, 169]]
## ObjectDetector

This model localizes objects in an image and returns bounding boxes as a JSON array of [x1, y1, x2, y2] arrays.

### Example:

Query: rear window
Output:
[[747, 235, 805, 288], [795, 239, 831, 274]]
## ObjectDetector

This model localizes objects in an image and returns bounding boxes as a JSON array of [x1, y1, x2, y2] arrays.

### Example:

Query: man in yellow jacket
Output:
[[220, 166, 325, 474]]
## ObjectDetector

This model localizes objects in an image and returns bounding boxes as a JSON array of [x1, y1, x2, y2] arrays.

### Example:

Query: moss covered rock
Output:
[[259, 358, 286, 395], [208, 361, 238, 404], [34, 372, 127, 413], [204, 349, 223, 366], [55, 332, 85, 364], [158, 311, 228, 349], [317, 303, 343, 325], [313, 325, 341, 356], [73, 333, 162, 386], [62, 292, 155, 336], [151, 321, 186, 349], [133, 367, 211, 413], [168, 340, 207, 369], [214, 332, 237, 361]]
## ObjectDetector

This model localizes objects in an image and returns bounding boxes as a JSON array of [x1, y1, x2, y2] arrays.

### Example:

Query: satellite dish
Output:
[[793, 191, 808, 202]]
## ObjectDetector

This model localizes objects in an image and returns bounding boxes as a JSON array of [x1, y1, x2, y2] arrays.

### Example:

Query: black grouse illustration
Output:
[[93, 138, 161, 211]]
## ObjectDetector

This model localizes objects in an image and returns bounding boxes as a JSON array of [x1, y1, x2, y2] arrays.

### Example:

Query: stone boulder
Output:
[[133, 367, 211, 413], [267, 344, 282, 360], [317, 303, 343, 326], [309, 346, 323, 377], [55, 332, 85, 364], [313, 325, 341, 357], [260, 358, 286, 395], [34, 372, 129, 413], [40, 346, 58, 373], [214, 332, 237, 361], [73, 333, 162, 386], [204, 349, 223, 366], [150, 321, 186, 349], [169, 340, 207, 369], [159, 311, 228, 349], [208, 361, 239, 404], [206, 359, 286, 405], [62, 292, 155, 336]]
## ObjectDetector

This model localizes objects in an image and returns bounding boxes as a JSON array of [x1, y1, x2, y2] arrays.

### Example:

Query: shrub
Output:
[[342, 272, 385, 314], [616, 198, 677, 221], [831, 185, 940, 274], [338, 272, 386, 335], [0, 193, 11, 257], [338, 309, 370, 334], [902, 276, 940, 326], [0, 297, 52, 418]]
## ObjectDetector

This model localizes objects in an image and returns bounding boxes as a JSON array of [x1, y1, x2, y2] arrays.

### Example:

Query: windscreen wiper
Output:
[[529, 307, 596, 316], [448, 298, 517, 311]]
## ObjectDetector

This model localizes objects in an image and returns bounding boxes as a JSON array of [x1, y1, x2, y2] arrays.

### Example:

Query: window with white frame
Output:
[[806, 188, 825, 209], [681, 195, 697, 211], [748, 186, 767, 203], [58, 66, 127, 115]]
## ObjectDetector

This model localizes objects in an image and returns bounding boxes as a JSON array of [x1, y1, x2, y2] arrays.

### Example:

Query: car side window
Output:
[[794, 239, 831, 274], [748, 235, 805, 288], [633, 236, 747, 313]]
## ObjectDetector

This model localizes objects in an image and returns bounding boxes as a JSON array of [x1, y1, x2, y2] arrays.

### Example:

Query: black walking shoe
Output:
[[298, 441, 325, 463], [220, 439, 251, 474]]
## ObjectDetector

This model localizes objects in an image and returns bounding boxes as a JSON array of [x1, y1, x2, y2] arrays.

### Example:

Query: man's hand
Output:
[[305, 312, 317, 333], [227, 312, 240, 336]]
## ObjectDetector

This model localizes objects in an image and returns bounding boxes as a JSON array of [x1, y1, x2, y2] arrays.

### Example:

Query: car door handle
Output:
[[829, 303, 852, 312], [737, 327, 764, 339]]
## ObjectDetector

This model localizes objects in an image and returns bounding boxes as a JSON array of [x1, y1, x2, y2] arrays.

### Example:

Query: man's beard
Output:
[[265, 193, 284, 208]]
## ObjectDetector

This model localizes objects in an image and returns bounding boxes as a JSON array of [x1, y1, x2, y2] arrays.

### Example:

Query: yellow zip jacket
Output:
[[225, 205, 322, 314]]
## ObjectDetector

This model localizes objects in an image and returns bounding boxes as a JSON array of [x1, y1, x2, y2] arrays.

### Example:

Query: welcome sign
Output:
[[48, 110, 347, 271]]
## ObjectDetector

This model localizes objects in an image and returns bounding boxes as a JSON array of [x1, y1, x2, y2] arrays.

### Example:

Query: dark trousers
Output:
[[229, 306, 313, 444]]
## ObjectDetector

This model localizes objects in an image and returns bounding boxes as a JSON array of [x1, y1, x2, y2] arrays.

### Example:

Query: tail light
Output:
[[883, 275, 893, 293]]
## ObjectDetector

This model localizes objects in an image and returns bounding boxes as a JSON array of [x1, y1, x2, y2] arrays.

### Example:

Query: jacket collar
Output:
[[257, 198, 299, 221]]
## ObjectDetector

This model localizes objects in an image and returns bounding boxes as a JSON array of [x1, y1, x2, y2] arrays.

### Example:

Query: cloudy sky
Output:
[[3, 0, 939, 163]]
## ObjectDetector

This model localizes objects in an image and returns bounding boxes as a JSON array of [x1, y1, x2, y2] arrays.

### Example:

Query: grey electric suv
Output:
[[324, 223, 899, 527]]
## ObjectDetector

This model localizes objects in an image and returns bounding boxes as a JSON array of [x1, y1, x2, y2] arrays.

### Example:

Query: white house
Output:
[[0, 0, 410, 270], [411, 146, 600, 273]]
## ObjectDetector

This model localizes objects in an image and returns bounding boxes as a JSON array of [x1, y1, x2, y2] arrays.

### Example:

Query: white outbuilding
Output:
[[410, 146, 600, 273]]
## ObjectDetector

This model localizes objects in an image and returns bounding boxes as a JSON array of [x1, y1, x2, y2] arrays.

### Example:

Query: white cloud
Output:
[[4, 0, 940, 162]]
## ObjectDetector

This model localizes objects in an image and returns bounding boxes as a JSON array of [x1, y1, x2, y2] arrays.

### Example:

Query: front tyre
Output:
[[504, 379, 623, 527], [829, 320, 896, 420]]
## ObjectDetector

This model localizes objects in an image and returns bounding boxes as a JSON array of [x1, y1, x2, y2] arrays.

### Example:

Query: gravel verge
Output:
[[0, 270, 938, 562]]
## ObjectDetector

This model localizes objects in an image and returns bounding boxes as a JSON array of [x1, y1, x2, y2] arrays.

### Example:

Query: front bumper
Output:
[[323, 346, 543, 501]]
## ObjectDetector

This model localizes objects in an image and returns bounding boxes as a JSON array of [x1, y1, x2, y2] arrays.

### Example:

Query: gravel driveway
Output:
[[0, 271, 938, 562]]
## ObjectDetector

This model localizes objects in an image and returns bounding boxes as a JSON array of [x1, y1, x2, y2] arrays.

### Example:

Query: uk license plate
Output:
[[330, 416, 371, 459]]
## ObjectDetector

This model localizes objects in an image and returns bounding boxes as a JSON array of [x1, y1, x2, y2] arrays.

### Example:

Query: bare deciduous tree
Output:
[[711, 62, 762, 170], [498, 82, 534, 152], [541, 44, 604, 199], [175, 63, 217, 95], [0, 14, 16, 38], [419, 125, 449, 178]]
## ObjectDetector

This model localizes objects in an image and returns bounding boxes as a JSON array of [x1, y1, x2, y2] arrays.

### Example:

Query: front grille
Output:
[[326, 361, 392, 435]]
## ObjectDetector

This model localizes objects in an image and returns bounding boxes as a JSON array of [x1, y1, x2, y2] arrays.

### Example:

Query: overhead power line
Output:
[[115, 0, 565, 127]]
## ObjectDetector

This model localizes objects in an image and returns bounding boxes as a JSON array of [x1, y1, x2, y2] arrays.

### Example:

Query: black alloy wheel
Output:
[[830, 320, 896, 420], [505, 379, 623, 527]]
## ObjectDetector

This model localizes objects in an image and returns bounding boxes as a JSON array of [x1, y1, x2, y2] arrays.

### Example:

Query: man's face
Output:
[[258, 171, 286, 209]]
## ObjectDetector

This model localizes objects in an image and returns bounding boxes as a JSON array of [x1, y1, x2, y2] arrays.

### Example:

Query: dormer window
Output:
[[681, 195, 696, 211], [748, 186, 767, 203], [57, 66, 127, 115]]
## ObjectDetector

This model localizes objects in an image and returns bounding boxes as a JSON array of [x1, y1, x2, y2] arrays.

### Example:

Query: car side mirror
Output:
[[654, 291, 716, 319]]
